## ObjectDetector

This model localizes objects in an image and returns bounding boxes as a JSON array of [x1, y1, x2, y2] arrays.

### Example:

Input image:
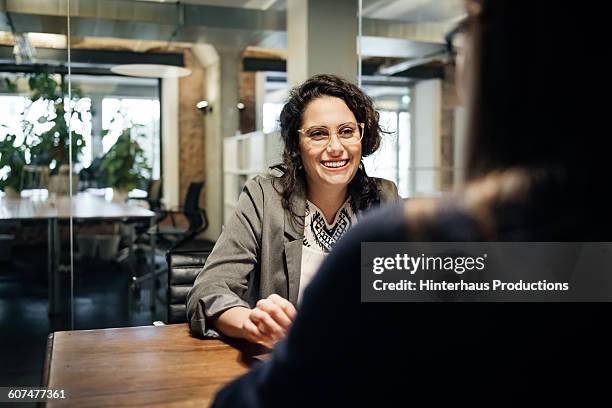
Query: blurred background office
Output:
[[0, 0, 467, 387]]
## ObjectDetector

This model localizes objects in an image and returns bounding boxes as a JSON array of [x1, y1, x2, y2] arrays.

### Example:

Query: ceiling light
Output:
[[111, 64, 191, 78]]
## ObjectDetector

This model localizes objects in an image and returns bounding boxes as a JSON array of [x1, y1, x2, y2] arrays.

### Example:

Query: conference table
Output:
[[0, 189, 155, 315], [43, 323, 265, 406]]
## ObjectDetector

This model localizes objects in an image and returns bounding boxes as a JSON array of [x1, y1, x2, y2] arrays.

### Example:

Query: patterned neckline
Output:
[[303, 199, 356, 253]]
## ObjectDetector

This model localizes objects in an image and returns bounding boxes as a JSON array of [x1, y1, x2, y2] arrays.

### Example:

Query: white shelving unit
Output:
[[223, 130, 283, 223]]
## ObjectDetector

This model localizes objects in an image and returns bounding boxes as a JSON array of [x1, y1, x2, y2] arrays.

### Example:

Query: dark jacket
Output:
[[211, 187, 612, 406]]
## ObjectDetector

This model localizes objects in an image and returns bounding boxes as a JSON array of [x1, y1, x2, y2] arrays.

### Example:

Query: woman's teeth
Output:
[[321, 160, 348, 168]]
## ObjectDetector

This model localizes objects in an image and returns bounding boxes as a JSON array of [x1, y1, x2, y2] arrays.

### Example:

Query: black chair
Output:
[[166, 238, 215, 323], [155, 181, 209, 249], [130, 181, 208, 308], [130, 179, 164, 245], [144, 179, 163, 212]]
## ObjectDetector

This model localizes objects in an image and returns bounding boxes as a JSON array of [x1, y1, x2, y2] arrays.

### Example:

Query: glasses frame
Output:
[[298, 122, 365, 147]]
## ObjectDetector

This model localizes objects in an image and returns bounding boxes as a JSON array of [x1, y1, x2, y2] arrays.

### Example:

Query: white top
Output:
[[298, 199, 357, 303]]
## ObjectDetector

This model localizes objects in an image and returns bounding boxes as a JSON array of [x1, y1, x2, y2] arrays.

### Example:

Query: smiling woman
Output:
[[187, 74, 400, 345], [298, 96, 364, 222]]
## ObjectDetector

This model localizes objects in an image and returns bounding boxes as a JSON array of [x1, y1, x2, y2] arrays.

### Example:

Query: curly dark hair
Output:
[[274, 74, 388, 225]]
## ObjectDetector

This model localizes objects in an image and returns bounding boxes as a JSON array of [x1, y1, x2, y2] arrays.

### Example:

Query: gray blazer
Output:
[[186, 173, 400, 337]]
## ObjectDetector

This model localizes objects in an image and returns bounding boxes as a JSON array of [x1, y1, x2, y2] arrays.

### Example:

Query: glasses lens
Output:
[[304, 127, 329, 146], [338, 123, 361, 144], [303, 123, 363, 146]]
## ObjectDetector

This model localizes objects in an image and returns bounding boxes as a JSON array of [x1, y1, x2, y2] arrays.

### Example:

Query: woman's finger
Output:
[[257, 299, 292, 330], [268, 294, 297, 321], [250, 307, 285, 339], [243, 318, 262, 340], [244, 319, 273, 347]]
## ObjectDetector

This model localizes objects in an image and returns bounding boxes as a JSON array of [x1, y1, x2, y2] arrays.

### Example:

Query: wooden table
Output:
[[0, 190, 155, 314], [43, 324, 264, 407]]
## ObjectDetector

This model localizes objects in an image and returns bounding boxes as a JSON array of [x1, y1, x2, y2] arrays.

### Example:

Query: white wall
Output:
[[192, 44, 224, 241], [161, 77, 179, 208], [411, 79, 442, 196]]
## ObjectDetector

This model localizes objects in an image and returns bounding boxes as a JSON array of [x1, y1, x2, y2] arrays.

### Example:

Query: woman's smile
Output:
[[320, 159, 350, 170]]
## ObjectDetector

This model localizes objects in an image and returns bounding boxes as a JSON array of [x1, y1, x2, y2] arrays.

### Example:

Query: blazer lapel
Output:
[[283, 178, 306, 305], [284, 240, 303, 304]]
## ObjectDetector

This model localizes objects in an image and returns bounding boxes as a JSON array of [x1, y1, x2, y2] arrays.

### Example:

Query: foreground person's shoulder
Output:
[[343, 201, 408, 244]]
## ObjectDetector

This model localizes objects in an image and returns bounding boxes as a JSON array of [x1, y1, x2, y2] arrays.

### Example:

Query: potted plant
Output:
[[28, 73, 85, 195], [99, 116, 151, 202], [27, 73, 85, 169]]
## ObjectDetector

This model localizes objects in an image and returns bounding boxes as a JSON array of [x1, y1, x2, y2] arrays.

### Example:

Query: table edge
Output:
[[42, 332, 55, 388]]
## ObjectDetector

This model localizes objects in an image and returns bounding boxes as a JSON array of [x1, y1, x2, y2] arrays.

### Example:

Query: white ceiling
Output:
[[1, 0, 464, 57], [131, 0, 283, 10], [363, 0, 465, 22]]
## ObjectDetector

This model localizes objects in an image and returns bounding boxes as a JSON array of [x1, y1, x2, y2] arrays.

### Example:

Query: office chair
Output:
[[155, 181, 209, 249], [130, 181, 209, 311], [20, 165, 49, 190], [121, 179, 164, 263], [144, 179, 163, 212], [127, 179, 163, 212], [166, 238, 215, 323]]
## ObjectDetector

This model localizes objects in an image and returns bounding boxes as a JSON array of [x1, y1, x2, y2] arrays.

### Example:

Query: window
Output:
[[71, 74, 161, 181], [0, 73, 160, 190], [101, 97, 161, 179], [363, 87, 411, 197], [262, 102, 283, 133]]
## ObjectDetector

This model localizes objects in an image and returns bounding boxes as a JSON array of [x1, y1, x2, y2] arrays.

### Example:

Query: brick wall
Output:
[[239, 71, 256, 134], [178, 49, 206, 210]]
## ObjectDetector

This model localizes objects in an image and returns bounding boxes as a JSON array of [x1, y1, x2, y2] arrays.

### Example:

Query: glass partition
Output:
[[0, 0, 71, 386], [69, 72, 162, 330], [1, 1, 169, 389]]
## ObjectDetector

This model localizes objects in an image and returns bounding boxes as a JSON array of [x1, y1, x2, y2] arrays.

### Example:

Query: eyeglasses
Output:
[[444, 16, 469, 62], [298, 122, 364, 147]]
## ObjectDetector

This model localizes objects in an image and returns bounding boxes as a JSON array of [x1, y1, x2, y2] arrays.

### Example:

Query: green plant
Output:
[[0, 133, 26, 192], [0, 72, 86, 192], [100, 118, 151, 192], [27, 73, 85, 169]]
